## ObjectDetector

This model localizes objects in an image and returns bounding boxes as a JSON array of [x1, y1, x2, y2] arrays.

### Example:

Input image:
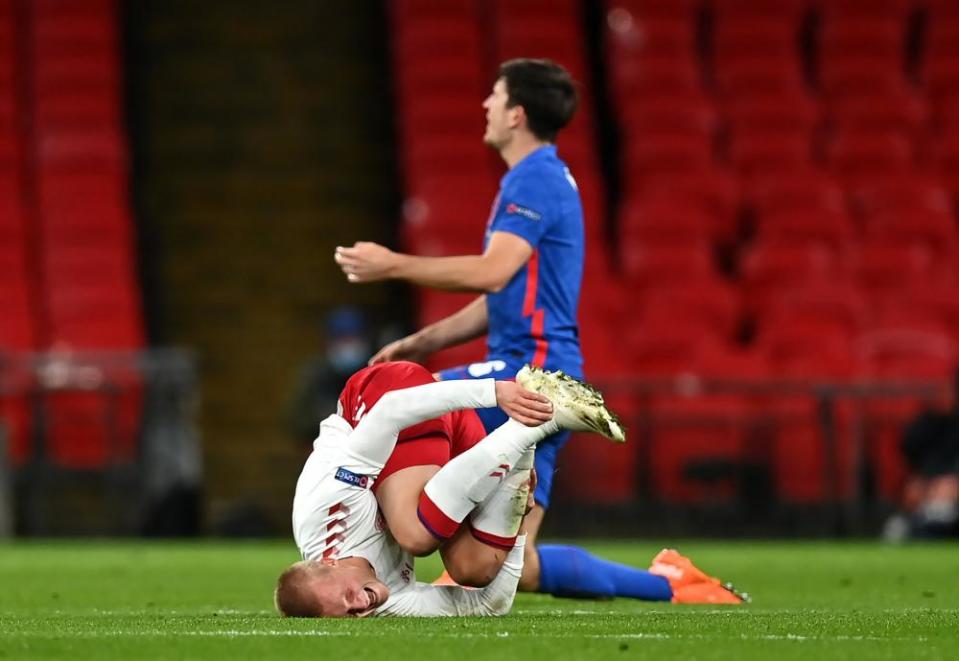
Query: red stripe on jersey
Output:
[[531, 308, 548, 367], [523, 250, 549, 366], [522, 250, 539, 317], [322, 503, 344, 558]]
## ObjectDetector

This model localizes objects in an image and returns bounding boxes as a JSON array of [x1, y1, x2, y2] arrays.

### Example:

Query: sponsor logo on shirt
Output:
[[505, 202, 541, 221], [335, 467, 372, 489]]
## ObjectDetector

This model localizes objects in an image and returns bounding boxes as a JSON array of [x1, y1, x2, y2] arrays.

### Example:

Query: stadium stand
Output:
[[0, 0, 144, 471]]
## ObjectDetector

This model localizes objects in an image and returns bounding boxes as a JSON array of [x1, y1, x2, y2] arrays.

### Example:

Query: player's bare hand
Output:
[[335, 242, 400, 283], [495, 381, 553, 426], [369, 335, 428, 365]]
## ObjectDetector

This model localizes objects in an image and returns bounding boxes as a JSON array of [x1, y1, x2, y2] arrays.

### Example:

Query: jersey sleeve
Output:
[[345, 379, 498, 472], [375, 535, 526, 617], [490, 175, 549, 249]]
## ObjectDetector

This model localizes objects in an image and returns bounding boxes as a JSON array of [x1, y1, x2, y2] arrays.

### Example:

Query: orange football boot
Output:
[[431, 570, 459, 587], [648, 548, 749, 604]]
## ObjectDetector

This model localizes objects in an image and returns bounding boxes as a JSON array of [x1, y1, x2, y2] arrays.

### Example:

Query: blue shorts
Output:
[[437, 359, 571, 509]]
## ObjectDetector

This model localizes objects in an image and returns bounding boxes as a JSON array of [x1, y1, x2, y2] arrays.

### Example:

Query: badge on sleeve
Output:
[[335, 467, 373, 489], [505, 203, 541, 221]]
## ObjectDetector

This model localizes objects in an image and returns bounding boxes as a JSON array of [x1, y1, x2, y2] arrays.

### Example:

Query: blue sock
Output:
[[536, 544, 673, 601]]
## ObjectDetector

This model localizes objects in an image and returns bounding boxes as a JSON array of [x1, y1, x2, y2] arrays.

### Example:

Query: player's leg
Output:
[[419, 367, 622, 555], [375, 463, 443, 557], [518, 433, 672, 600], [440, 447, 535, 586], [437, 362, 670, 598], [417, 417, 558, 545], [374, 433, 535, 586]]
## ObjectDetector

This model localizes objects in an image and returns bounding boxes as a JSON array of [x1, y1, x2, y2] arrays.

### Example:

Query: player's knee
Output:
[[391, 524, 440, 557], [445, 553, 498, 588]]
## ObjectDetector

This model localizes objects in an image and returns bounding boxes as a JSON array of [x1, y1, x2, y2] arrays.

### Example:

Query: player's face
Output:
[[312, 564, 390, 618], [483, 78, 516, 149]]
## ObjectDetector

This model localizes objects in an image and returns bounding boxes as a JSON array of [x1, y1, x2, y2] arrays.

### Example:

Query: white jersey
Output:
[[291, 378, 525, 617]]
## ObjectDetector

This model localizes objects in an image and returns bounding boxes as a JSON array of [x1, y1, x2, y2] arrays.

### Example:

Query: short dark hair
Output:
[[498, 58, 578, 142]]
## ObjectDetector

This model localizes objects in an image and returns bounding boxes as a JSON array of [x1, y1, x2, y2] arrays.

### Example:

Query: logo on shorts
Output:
[[335, 467, 372, 489], [505, 203, 541, 221]]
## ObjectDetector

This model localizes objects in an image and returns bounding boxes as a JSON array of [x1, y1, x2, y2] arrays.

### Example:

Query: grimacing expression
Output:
[[312, 562, 390, 618], [483, 78, 521, 149]]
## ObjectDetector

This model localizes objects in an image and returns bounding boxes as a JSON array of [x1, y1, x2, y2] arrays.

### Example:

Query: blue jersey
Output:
[[483, 145, 584, 378]]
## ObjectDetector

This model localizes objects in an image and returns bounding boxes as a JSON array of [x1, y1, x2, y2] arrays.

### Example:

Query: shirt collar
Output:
[[512, 144, 556, 171]]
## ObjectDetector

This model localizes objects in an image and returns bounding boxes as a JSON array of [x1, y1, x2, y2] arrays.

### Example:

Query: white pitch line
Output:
[[5, 629, 932, 643]]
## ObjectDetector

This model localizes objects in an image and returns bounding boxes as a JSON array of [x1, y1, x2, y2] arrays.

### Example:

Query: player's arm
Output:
[[334, 231, 533, 293], [369, 295, 488, 365], [350, 380, 550, 467], [376, 535, 526, 617]]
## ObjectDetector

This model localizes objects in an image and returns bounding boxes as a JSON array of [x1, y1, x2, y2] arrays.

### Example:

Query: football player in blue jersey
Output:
[[334, 59, 743, 605]]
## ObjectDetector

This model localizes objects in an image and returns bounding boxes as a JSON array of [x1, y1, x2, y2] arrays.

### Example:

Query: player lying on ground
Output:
[[275, 365, 623, 616], [332, 59, 745, 605]]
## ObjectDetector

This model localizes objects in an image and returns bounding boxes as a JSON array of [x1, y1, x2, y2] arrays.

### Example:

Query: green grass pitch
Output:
[[2, 540, 958, 660]]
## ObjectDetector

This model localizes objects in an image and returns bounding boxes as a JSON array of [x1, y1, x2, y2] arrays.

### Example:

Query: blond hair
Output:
[[274, 561, 332, 617]]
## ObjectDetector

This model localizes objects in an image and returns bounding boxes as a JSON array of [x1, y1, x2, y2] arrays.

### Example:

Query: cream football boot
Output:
[[516, 365, 626, 442]]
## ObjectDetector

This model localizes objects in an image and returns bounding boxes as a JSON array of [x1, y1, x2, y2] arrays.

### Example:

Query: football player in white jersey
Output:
[[275, 362, 624, 617]]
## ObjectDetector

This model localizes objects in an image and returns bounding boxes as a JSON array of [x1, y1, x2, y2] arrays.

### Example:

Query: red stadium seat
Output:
[[864, 209, 959, 258], [634, 168, 740, 239], [625, 133, 715, 175], [856, 324, 957, 380], [819, 56, 908, 99], [744, 169, 845, 217], [611, 53, 702, 98], [641, 344, 770, 504], [827, 131, 914, 184], [724, 92, 820, 137], [828, 91, 926, 136], [639, 278, 743, 342], [606, 12, 694, 61], [609, 0, 700, 20], [727, 130, 813, 177], [394, 17, 482, 58], [854, 239, 955, 300], [752, 207, 856, 255], [647, 393, 755, 503], [400, 95, 485, 139], [619, 237, 716, 287], [37, 127, 126, 167], [0, 278, 36, 350], [855, 317, 955, 501], [41, 388, 142, 470], [554, 429, 640, 505], [712, 0, 810, 20], [394, 54, 485, 98], [618, 196, 718, 243], [820, 18, 905, 61], [757, 320, 858, 379], [852, 176, 952, 219], [623, 321, 726, 376], [873, 284, 959, 344], [755, 281, 869, 338], [715, 56, 807, 98], [753, 317, 860, 503], [740, 240, 848, 313], [713, 18, 801, 73], [621, 94, 716, 139]]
